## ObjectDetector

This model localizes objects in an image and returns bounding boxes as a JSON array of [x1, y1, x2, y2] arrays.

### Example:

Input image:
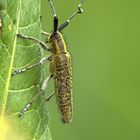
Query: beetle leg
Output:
[[41, 31, 50, 36], [17, 33, 50, 51], [11, 56, 52, 76], [46, 92, 55, 102], [19, 75, 53, 117]]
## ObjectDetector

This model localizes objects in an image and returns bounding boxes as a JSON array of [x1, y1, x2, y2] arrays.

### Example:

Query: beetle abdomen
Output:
[[54, 53, 72, 123]]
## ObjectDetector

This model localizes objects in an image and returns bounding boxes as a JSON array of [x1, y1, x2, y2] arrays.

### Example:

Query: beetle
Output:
[[12, 0, 84, 124]]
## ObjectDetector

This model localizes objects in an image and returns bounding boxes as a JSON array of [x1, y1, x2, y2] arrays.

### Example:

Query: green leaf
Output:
[[0, 0, 52, 140]]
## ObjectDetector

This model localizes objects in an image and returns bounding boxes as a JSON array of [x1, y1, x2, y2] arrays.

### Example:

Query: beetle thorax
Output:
[[49, 31, 67, 54]]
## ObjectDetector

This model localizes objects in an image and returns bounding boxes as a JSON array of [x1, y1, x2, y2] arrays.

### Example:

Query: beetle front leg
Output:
[[17, 33, 50, 51], [41, 31, 50, 36]]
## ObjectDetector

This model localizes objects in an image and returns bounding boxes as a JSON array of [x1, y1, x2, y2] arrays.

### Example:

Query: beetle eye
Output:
[[50, 33, 56, 41]]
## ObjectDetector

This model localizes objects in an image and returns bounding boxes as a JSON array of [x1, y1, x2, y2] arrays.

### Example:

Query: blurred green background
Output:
[[41, 0, 140, 140]]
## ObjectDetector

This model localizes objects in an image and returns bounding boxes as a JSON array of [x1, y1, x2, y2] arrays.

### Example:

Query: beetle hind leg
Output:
[[19, 75, 53, 117]]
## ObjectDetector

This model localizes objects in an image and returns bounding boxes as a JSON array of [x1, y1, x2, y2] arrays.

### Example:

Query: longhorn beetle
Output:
[[12, 0, 84, 124]]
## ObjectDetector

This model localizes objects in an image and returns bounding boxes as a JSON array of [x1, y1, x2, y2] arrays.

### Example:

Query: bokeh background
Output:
[[41, 0, 140, 140]]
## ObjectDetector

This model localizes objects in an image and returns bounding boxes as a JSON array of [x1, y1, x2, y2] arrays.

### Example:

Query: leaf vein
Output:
[[9, 84, 39, 93], [19, 21, 39, 29], [16, 43, 38, 48], [7, 109, 39, 117], [0, 40, 11, 57], [4, 10, 15, 26], [1, 0, 22, 117], [12, 57, 39, 70], [3, 44, 11, 58]]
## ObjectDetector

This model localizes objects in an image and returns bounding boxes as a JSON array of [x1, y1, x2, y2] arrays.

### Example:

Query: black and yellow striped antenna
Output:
[[48, 0, 58, 32], [48, 0, 84, 32]]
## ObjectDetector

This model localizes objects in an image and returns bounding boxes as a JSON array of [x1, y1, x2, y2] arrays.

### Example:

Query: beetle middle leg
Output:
[[46, 92, 55, 101], [11, 56, 52, 76], [19, 75, 54, 117]]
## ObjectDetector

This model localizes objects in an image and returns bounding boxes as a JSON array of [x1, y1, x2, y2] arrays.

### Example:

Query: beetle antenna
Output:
[[58, 0, 84, 31], [68, 0, 84, 22], [48, 0, 58, 32]]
